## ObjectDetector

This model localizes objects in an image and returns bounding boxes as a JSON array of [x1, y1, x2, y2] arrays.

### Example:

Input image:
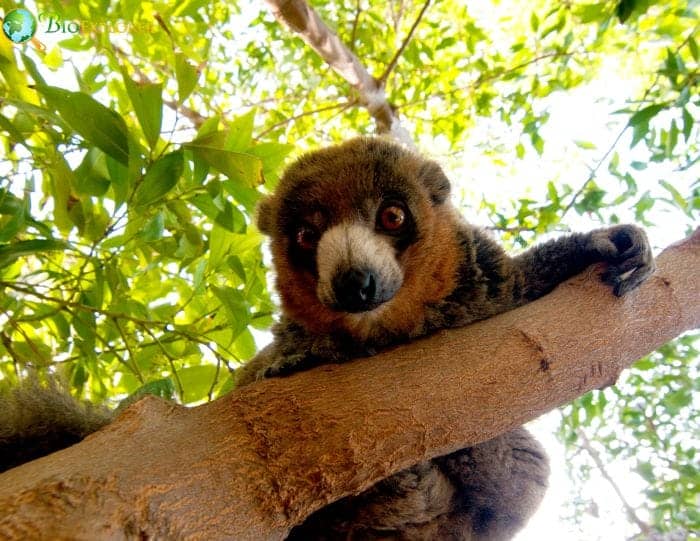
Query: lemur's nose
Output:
[[332, 268, 377, 312]]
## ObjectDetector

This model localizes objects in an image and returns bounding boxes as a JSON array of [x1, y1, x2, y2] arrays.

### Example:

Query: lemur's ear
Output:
[[418, 160, 451, 204], [255, 196, 276, 235]]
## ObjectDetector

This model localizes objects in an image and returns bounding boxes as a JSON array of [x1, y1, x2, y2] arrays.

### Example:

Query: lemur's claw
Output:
[[592, 225, 655, 296]]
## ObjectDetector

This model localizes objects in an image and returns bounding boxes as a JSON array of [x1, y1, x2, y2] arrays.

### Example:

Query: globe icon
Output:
[[2, 8, 37, 44]]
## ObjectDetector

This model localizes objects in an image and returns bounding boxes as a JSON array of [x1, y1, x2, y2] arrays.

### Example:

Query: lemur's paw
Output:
[[261, 352, 317, 379], [591, 225, 655, 297]]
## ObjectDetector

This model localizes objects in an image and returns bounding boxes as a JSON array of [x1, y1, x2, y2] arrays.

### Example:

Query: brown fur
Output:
[[261, 137, 461, 342], [0, 379, 112, 473], [242, 136, 655, 540], [0, 137, 654, 540]]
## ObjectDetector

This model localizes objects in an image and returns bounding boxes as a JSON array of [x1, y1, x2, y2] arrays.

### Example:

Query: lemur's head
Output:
[[257, 138, 461, 341]]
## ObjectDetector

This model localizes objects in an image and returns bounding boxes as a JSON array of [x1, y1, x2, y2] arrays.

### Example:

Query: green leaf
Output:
[[142, 212, 165, 241], [637, 462, 655, 483], [175, 53, 199, 103], [178, 365, 218, 403], [34, 85, 130, 165], [226, 110, 256, 152], [616, 0, 635, 23], [681, 108, 693, 142], [688, 37, 699, 62], [530, 12, 539, 32], [43, 46, 63, 70], [133, 151, 185, 207], [74, 148, 111, 196], [575, 3, 608, 23], [208, 224, 235, 271], [211, 285, 249, 339], [664, 389, 691, 413], [122, 69, 163, 150], [20, 53, 46, 86], [574, 140, 597, 150], [0, 114, 26, 146], [0, 239, 69, 267], [185, 132, 263, 187], [630, 122, 648, 148], [665, 120, 678, 157], [0, 189, 24, 215], [628, 104, 665, 127]]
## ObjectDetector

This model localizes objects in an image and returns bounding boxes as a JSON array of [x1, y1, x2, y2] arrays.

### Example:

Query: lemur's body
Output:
[[237, 137, 655, 540], [0, 137, 654, 540]]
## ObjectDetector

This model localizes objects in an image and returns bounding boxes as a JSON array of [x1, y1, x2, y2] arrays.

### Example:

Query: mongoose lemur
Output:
[[0, 137, 655, 540], [236, 137, 654, 539]]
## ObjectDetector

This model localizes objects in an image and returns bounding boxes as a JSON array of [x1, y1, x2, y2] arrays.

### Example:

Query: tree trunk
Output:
[[0, 231, 698, 540]]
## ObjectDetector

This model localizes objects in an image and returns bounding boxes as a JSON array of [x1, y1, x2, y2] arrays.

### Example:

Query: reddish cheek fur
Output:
[[272, 241, 344, 334], [359, 201, 460, 339], [274, 202, 461, 340]]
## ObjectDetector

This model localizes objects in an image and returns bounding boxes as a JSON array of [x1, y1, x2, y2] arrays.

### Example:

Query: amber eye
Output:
[[378, 205, 406, 231], [295, 225, 318, 250]]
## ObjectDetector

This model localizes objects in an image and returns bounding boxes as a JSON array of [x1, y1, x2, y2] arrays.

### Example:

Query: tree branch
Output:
[[263, 0, 416, 147], [561, 24, 700, 219], [377, 0, 432, 86], [0, 231, 697, 540], [576, 428, 651, 535]]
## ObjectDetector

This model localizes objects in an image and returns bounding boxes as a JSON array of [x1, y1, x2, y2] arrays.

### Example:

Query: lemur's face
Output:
[[257, 138, 461, 340]]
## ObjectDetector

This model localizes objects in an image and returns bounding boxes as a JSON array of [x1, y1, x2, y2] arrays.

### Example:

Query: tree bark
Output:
[[263, 0, 417, 147], [0, 231, 698, 540]]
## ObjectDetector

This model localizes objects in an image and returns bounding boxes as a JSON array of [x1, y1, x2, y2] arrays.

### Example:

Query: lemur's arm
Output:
[[511, 224, 655, 302], [239, 224, 655, 384], [235, 319, 372, 384], [435, 224, 655, 330]]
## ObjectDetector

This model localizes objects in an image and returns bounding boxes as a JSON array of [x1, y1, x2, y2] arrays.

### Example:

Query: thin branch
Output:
[[485, 225, 538, 234], [113, 318, 145, 383], [139, 324, 185, 400], [0, 331, 22, 377], [163, 98, 206, 128], [263, 0, 416, 147], [255, 101, 353, 139], [4, 318, 49, 366], [400, 51, 576, 109], [576, 428, 651, 535], [348, 0, 362, 53], [377, 0, 432, 86], [1, 281, 173, 329], [561, 24, 700, 219], [207, 357, 222, 402]]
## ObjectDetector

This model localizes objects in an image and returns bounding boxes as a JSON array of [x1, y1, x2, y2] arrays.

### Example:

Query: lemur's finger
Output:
[[601, 256, 656, 297], [614, 266, 654, 296]]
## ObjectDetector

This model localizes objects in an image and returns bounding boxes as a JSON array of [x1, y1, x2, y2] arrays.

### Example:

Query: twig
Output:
[[576, 427, 651, 535], [163, 98, 206, 128], [400, 51, 575, 109], [348, 0, 362, 53], [113, 318, 145, 383], [0, 331, 22, 377], [140, 324, 185, 400], [561, 24, 700, 219], [377, 0, 432, 86], [207, 357, 222, 402], [263, 0, 416, 147], [255, 101, 353, 139]]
